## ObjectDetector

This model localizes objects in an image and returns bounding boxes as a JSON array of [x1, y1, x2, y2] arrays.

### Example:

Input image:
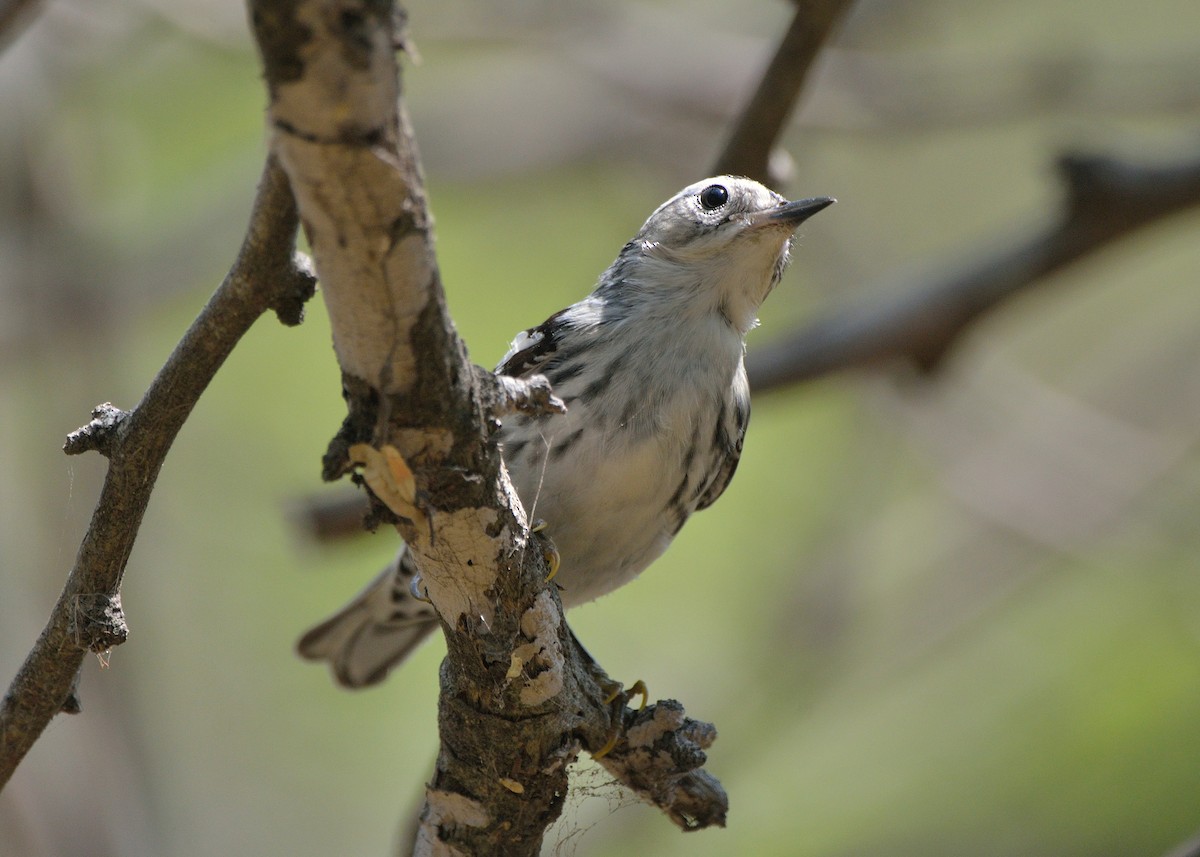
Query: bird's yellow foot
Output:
[[603, 679, 648, 709], [530, 519, 561, 582], [593, 679, 649, 759], [543, 544, 561, 582]]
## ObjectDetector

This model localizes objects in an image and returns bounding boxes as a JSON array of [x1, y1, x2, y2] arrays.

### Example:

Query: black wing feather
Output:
[[495, 309, 572, 379]]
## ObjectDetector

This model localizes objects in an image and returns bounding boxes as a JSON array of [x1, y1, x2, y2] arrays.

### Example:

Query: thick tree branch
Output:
[[712, 0, 853, 187], [250, 2, 725, 853], [748, 149, 1200, 392], [0, 155, 315, 789]]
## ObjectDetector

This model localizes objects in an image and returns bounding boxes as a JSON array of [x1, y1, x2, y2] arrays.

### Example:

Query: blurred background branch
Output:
[[713, 0, 854, 186], [747, 148, 1200, 390], [1166, 830, 1200, 857], [0, 0, 40, 50]]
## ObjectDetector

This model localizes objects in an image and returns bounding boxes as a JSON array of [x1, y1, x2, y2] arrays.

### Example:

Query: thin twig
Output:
[[747, 150, 1200, 392], [0, 156, 314, 789], [712, 0, 854, 187]]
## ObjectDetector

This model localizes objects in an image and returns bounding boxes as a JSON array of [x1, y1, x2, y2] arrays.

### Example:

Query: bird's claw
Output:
[[543, 544, 561, 582], [531, 519, 561, 582], [593, 679, 649, 759], [602, 678, 647, 709]]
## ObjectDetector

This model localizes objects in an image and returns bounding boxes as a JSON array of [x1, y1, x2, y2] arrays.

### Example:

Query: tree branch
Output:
[[250, 2, 727, 853], [0, 155, 316, 789], [712, 0, 854, 187], [747, 149, 1200, 392]]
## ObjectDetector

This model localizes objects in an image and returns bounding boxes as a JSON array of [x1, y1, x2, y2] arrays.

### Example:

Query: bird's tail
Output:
[[297, 548, 439, 688]]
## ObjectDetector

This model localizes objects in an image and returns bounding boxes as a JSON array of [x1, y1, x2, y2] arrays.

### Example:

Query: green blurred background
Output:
[[2, 1, 1200, 855]]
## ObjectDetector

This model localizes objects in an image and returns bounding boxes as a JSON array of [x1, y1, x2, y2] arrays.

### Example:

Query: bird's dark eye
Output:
[[698, 184, 728, 211]]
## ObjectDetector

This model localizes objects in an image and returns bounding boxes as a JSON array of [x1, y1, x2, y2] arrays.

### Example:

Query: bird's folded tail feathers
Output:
[[297, 549, 439, 688]]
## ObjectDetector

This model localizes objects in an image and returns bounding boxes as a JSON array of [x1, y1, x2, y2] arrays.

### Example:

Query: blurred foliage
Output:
[[2, 1, 1200, 856]]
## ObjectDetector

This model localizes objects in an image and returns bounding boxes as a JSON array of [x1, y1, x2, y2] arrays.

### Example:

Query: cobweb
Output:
[[545, 758, 641, 857]]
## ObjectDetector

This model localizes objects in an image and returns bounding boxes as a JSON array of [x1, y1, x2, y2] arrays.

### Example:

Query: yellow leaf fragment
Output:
[[348, 443, 423, 523], [498, 777, 525, 794]]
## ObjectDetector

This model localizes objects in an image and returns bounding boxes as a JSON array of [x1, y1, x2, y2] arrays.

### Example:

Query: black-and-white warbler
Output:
[[299, 176, 834, 687]]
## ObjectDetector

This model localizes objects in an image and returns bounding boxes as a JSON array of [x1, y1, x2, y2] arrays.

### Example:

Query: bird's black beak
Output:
[[767, 196, 836, 226]]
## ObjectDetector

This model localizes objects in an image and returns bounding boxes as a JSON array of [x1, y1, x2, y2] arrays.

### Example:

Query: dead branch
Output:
[[0, 156, 316, 788], [747, 149, 1200, 392], [713, 0, 854, 187]]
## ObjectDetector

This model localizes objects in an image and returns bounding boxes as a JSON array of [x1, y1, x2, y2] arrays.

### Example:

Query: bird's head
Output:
[[618, 176, 834, 334]]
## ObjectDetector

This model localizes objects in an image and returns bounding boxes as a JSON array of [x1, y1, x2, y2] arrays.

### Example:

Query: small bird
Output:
[[299, 176, 834, 687]]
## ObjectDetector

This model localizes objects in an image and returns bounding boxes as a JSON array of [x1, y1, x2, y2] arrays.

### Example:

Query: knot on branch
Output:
[[595, 699, 727, 831], [270, 251, 319, 327], [69, 592, 129, 654], [481, 370, 567, 421], [64, 403, 129, 458]]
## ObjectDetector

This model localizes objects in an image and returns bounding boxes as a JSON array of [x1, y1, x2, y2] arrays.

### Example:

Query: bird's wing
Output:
[[695, 399, 750, 512], [495, 308, 572, 378]]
